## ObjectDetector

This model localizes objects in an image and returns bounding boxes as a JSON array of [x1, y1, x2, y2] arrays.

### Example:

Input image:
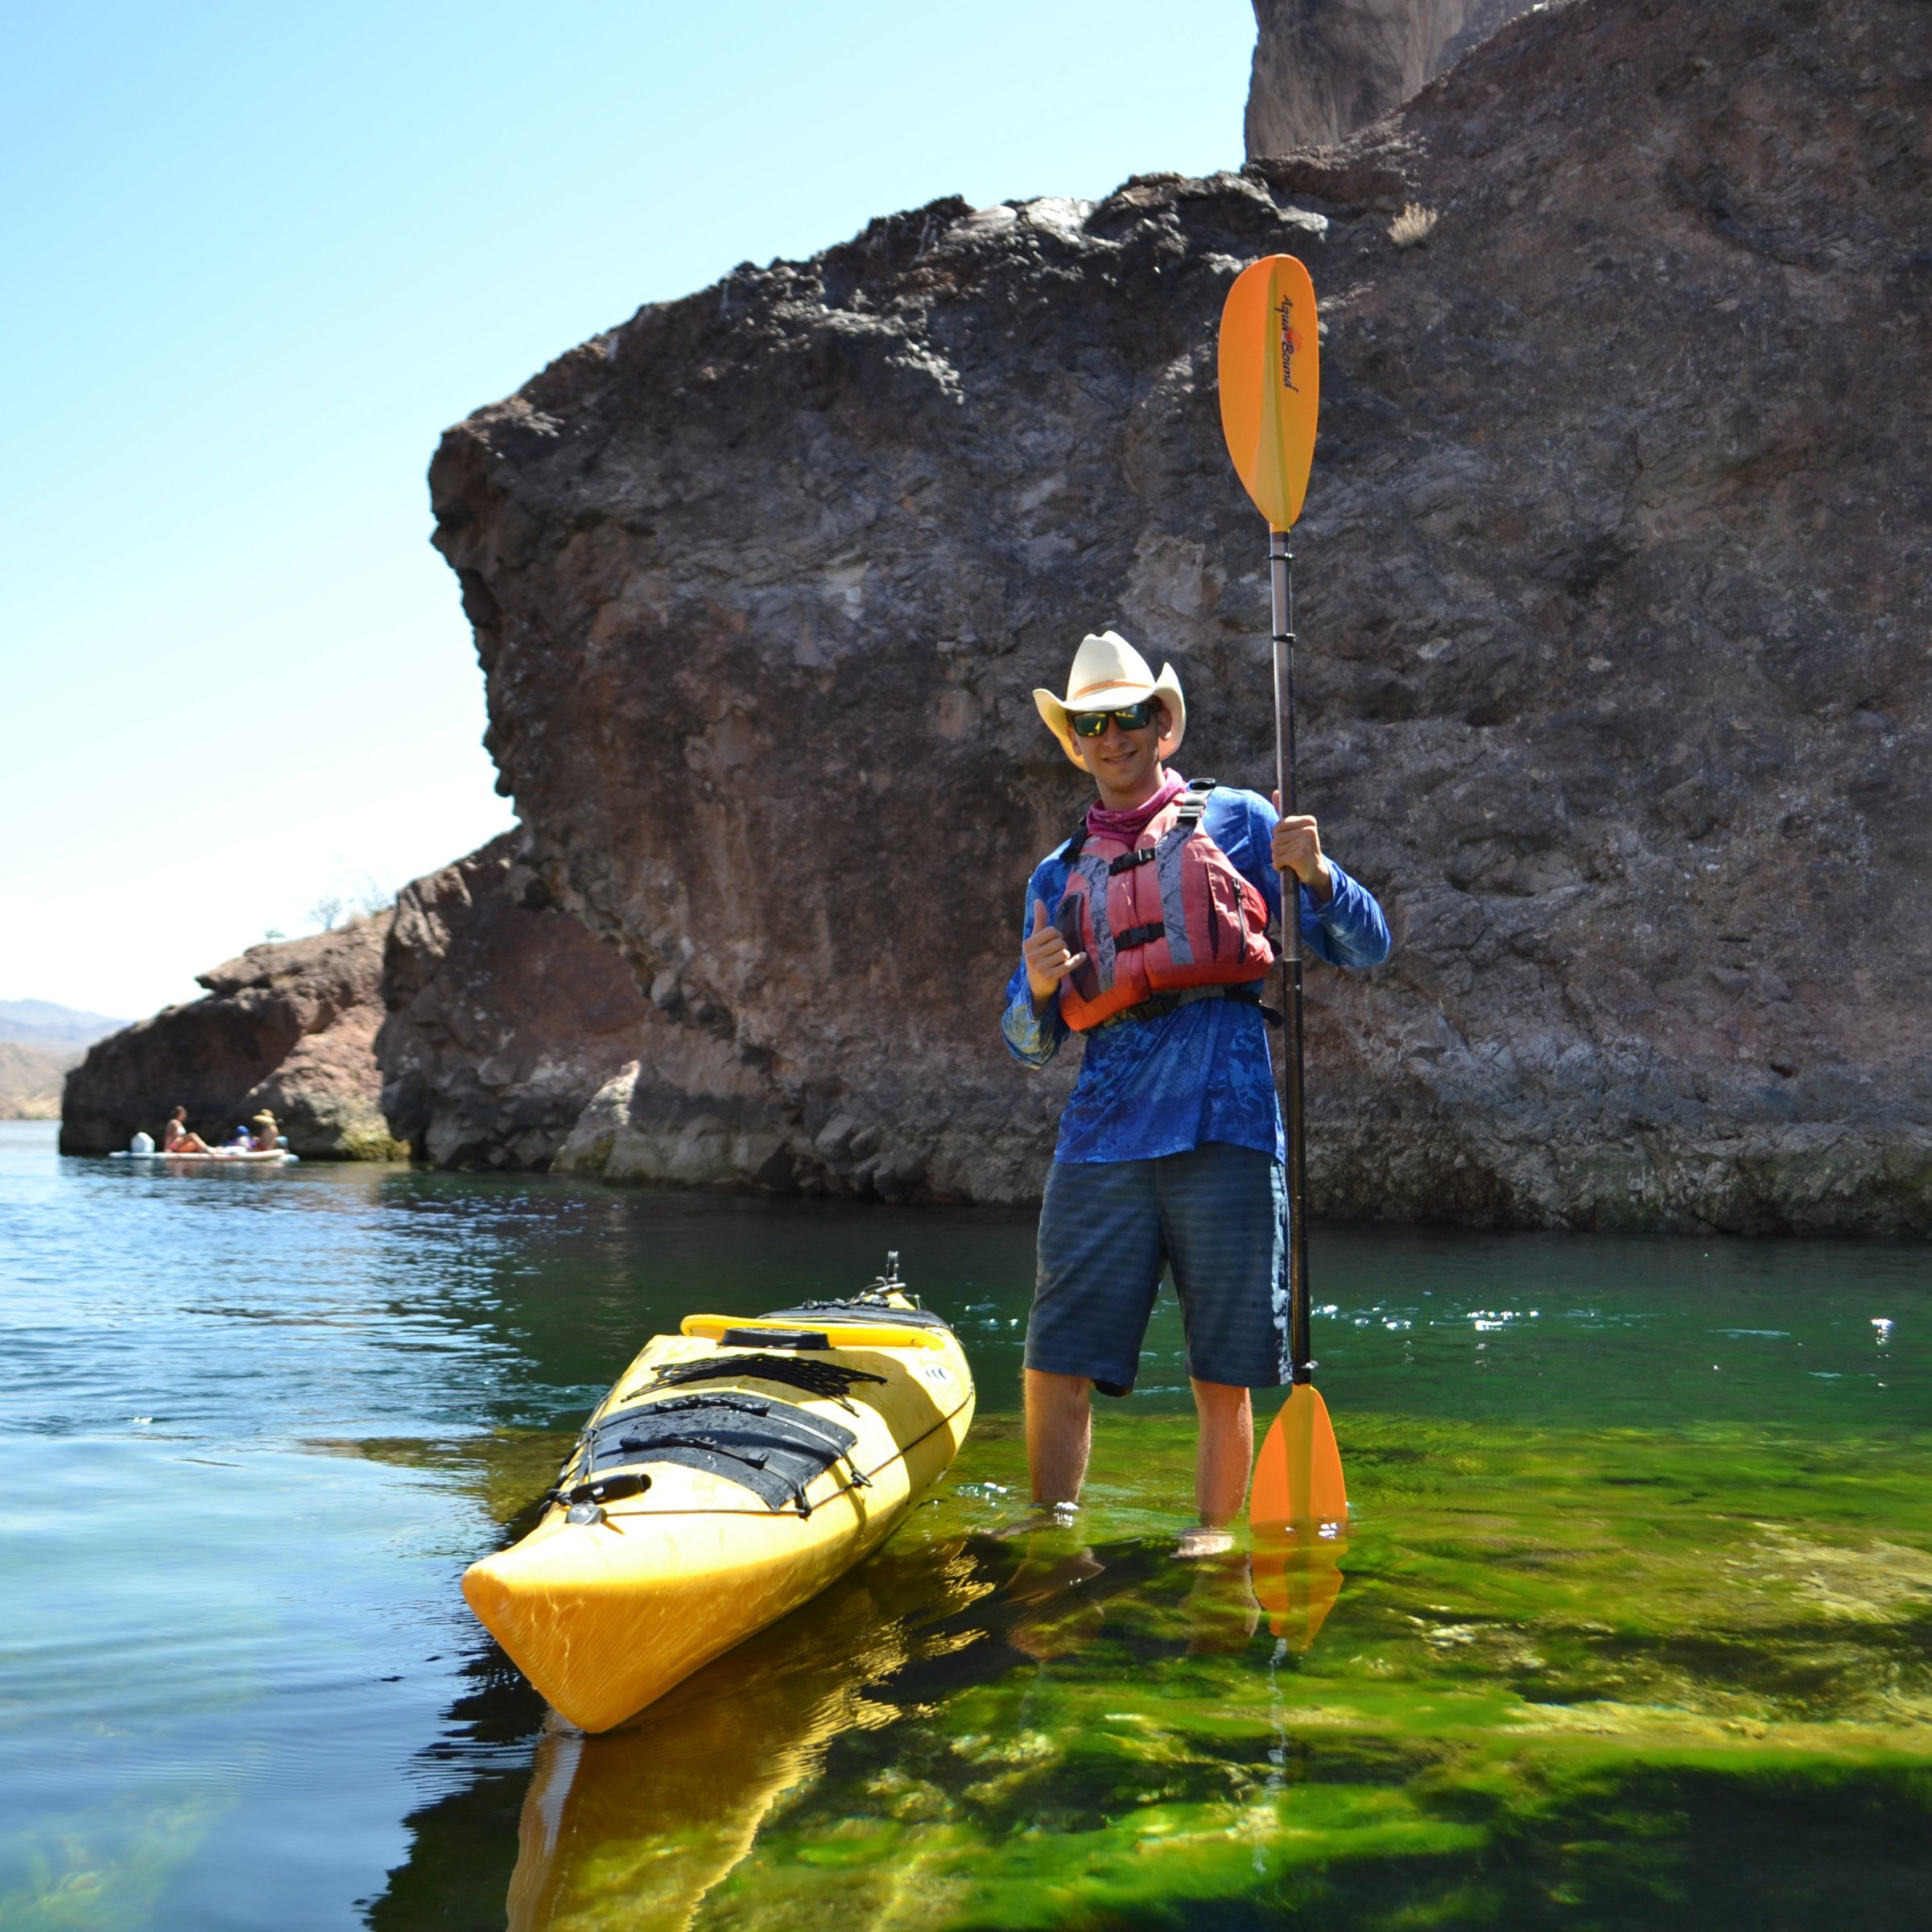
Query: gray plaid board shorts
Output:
[[1026, 1141, 1289, 1393]]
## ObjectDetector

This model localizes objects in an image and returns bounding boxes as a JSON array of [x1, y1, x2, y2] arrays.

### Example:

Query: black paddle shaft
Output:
[[1270, 530, 1313, 1383]]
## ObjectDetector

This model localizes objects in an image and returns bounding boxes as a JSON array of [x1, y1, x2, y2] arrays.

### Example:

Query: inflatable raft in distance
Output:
[[463, 1254, 975, 1732], [110, 1149, 299, 1164]]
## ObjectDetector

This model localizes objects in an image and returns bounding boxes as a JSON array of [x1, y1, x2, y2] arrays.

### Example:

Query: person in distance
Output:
[[161, 1106, 213, 1154]]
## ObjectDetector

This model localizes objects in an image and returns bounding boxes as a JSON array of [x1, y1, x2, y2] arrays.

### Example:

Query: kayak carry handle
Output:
[[679, 1314, 948, 1352]]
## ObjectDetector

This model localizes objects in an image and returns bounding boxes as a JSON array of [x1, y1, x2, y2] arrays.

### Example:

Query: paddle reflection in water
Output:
[[1249, 1527, 1346, 1653]]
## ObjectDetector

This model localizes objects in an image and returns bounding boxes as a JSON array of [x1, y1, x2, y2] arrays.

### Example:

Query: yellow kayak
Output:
[[462, 1255, 976, 1732]]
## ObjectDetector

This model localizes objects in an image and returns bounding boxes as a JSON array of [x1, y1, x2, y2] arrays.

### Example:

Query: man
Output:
[[1001, 630, 1390, 1555]]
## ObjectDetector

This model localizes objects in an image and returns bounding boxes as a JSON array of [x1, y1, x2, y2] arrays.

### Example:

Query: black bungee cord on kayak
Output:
[[606, 1393, 872, 1492], [555, 1255, 939, 1518], [629, 1352, 887, 1410], [552, 1385, 875, 1517]]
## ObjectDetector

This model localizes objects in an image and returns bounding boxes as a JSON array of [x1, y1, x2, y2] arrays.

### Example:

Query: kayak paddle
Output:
[[1216, 254, 1348, 1538]]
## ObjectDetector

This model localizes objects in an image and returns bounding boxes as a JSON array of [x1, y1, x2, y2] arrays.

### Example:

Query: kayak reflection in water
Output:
[[503, 1538, 986, 1932]]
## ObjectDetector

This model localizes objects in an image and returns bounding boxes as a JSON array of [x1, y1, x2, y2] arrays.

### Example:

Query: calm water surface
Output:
[[5, 1119, 1932, 1930]]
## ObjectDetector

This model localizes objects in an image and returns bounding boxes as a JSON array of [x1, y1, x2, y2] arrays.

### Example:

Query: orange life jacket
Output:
[[1052, 781, 1276, 1031]]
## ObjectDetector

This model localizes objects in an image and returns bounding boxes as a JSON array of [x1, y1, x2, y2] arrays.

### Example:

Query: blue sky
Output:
[[0, 2, 1257, 1018]]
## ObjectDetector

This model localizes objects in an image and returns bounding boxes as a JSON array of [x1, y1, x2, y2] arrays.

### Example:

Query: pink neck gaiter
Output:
[[1086, 770, 1187, 844]]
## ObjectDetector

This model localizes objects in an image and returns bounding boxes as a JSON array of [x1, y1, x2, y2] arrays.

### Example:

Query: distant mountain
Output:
[[0, 1041, 77, 1119], [0, 999, 131, 1055]]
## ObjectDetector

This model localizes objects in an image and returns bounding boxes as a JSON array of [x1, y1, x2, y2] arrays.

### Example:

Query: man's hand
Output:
[[1024, 898, 1088, 1006], [1271, 796, 1335, 904]]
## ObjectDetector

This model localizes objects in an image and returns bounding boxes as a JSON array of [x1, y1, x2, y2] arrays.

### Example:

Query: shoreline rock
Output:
[[377, 834, 650, 1170], [60, 834, 650, 1170], [60, 916, 406, 1159]]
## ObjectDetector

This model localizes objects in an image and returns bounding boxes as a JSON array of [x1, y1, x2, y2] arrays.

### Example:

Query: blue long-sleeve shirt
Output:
[[1001, 783, 1391, 1165]]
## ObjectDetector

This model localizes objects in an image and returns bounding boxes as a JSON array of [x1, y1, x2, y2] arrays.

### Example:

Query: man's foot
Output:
[[1005, 1542, 1106, 1660], [1183, 1549, 1261, 1652], [990, 1501, 1080, 1542], [1174, 1525, 1236, 1559]]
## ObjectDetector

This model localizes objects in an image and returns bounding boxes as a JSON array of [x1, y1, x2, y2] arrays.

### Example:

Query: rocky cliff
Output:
[[62, 836, 647, 1166], [431, 0, 1931, 1234], [378, 834, 650, 1169], [61, 916, 405, 1158], [1245, 0, 1536, 154]]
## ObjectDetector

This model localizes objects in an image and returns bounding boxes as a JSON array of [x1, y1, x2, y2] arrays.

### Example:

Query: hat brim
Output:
[[1034, 665, 1187, 768]]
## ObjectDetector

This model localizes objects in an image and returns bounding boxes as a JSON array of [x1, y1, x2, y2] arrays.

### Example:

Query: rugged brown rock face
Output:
[[434, 0, 1929, 1233], [60, 917, 404, 1158], [62, 836, 648, 1168], [1245, 0, 1536, 153], [377, 833, 650, 1169]]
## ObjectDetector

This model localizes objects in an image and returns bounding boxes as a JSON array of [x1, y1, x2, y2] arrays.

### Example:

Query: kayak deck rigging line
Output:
[[555, 1389, 974, 1525], [584, 1393, 865, 1516], [626, 1352, 888, 1410]]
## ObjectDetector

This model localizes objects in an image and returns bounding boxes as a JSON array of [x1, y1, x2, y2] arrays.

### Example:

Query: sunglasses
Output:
[[1070, 700, 1157, 738]]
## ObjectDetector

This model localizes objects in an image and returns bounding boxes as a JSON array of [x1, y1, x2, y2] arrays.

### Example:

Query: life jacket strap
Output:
[[1175, 778, 1218, 828], [1064, 777, 1218, 867], [1096, 981, 1266, 1030]]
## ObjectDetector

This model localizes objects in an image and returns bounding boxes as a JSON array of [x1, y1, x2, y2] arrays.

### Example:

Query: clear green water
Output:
[[4, 1119, 1932, 1930]]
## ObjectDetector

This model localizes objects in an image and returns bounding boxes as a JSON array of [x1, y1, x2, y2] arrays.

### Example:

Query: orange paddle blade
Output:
[[1249, 1382, 1348, 1531], [1249, 1531, 1346, 1651], [1216, 254, 1320, 532]]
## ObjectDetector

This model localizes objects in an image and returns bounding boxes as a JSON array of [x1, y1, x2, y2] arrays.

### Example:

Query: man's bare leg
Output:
[[1177, 1378, 1253, 1555], [1025, 1368, 1092, 1508]]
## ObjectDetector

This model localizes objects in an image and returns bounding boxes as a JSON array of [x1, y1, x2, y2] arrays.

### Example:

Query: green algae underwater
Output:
[[387, 1236, 1932, 1932], [6, 1127, 1932, 1931], [435, 1411, 1932, 1932]]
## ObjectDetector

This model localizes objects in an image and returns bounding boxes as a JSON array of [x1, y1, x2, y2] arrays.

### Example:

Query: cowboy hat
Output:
[[1032, 630, 1187, 769]]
